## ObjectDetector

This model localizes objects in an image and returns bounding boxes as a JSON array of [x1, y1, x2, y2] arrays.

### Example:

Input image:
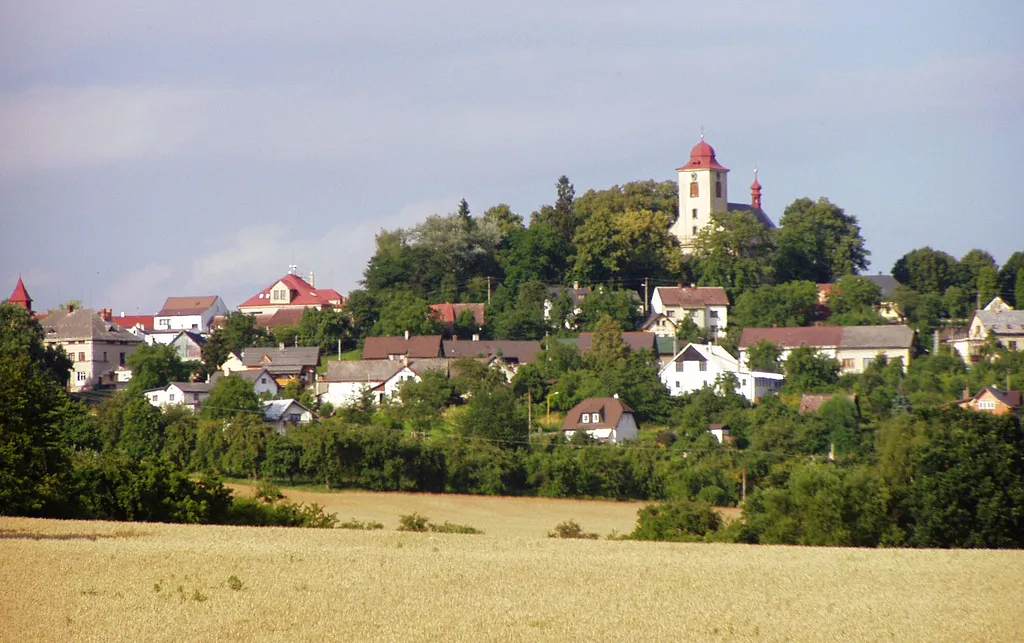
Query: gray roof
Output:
[[325, 360, 404, 383], [144, 381, 212, 394], [838, 325, 914, 349], [42, 308, 143, 343], [241, 346, 320, 368], [262, 399, 312, 422], [441, 339, 542, 364], [975, 310, 1024, 335], [727, 203, 776, 229], [860, 274, 902, 299], [209, 368, 275, 386]]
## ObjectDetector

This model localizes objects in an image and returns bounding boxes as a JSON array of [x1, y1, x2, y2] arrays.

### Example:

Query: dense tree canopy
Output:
[[774, 197, 869, 283]]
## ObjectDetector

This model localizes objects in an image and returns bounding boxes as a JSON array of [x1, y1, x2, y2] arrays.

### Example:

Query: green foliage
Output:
[[372, 291, 444, 337], [456, 375, 527, 444], [997, 251, 1024, 307], [397, 512, 429, 532], [126, 343, 194, 394], [548, 520, 599, 539], [693, 211, 776, 298], [338, 518, 385, 530], [745, 339, 782, 373], [576, 288, 642, 332], [783, 346, 840, 393], [200, 312, 272, 374], [774, 197, 869, 283], [223, 414, 275, 480], [731, 281, 819, 328], [201, 374, 261, 420], [227, 496, 338, 528], [428, 520, 483, 534], [296, 306, 350, 354], [628, 498, 722, 542], [892, 247, 962, 296], [571, 208, 683, 286], [396, 370, 453, 433]]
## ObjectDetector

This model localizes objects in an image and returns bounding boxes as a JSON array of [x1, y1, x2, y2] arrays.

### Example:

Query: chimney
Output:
[[613, 393, 619, 399], [573, 281, 580, 290], [309, 271, 315, 287], [279, 342, 285, 349], [100, 308, 112, 322], [404, 329, 410, 341], [472, 333, 480, 342]]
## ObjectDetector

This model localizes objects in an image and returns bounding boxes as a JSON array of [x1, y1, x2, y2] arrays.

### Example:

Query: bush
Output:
[[628, 499, 722, 542], [227, 497, 338, 528], [338, 518, 385, 530], [548, 520, 599, 540], [397, 512, 429, 532], [429, 521, 483, 535]]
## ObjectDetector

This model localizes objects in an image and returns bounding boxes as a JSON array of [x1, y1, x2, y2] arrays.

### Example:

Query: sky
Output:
[[2, 1, 1023, 314]]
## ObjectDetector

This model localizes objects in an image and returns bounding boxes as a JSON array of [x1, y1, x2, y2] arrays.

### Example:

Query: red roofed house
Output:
[[362, 334, 444, 361], [8, 276, 32, 312], [237, 270, 346, 319], [429, 302, 485, 335], [957, 386, 1022, 416], [155, 296, 228, 333], [738, 325, 914, 375], [648, 285, 730, 339], [562, 396, 638, 444], [669, 137, 775, 254], [114, 314, 155, 332]]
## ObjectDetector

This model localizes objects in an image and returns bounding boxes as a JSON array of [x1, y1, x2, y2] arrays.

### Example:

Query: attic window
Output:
[[581, 413, 590, 423]]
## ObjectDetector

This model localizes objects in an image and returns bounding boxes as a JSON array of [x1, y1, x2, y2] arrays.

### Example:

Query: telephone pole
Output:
[[643, 277, 649, 315], [487, 276, 492, 304]]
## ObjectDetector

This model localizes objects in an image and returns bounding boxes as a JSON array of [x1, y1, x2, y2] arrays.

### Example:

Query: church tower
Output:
[[671, 136, 729, 254], [8, 276, 33, 313]]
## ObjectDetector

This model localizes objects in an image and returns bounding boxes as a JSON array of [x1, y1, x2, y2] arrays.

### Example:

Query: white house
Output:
[[737, 325, 915, 375], [237, 269, 345, 318], [660, 343, 784, 402], [146, 382, 213, 412], [262, 399, 315, 435], [209, 368, 280, 397], [41, 307, 143, 391], [958, 299, 1024, 358], [562, 397, 638, 444], [154, 296, 229, 334], [649, 286, 730, 339], [317, 360, 406, 407]]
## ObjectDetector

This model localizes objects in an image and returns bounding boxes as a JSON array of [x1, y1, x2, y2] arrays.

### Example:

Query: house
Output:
[[154, 296, 229, 334], [237, 269, 345, 318], [210, 368, 280, 397], [543, 282, 592, 327], [799, 393, 858, 414], [317, 360, 406, 407], [430, 303, 485, 334], [262, 399, 315, 435], [660, 343, 784, 402], [440, 338, 542, 367], [649, 285, 730, 339], [707, 423, 733, 444], [961, 300, 1024, 356], [819, 275, 905, 323], [253, 308, 306, 331], [160, 330, 205, 362], [562, 396, 638, 444], [669, 137, 775, 254], [957, 386, 1022, 416], [737, 325, 914, 374], [41, 307, 143, 391], [145, 382, 213, 411], [362, 334, 443, 360], [223, 346, 321, 387], [115, 314, 155, 332], [7, 276, 33, 312]]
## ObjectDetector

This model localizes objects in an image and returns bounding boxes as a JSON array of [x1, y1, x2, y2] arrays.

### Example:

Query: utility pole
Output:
[[487, 277, 492, 304], [741, 464, 747, 503], [643, 277, 649, 316], [527, 389, 532, 438]]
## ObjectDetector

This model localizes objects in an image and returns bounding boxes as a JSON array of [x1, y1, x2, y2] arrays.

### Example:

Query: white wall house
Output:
[[146, 382, 212, 412], [562, 397, 639, 444], [660, 343, 784, 402], [317, 360, 405, 407], [41, 308, 143, 391], [649, 286, 730, 339], [738, 326, 915, 375], [154, 296, 228, 334], [262, 399, 314, 435], [209, 368, 280, 397]]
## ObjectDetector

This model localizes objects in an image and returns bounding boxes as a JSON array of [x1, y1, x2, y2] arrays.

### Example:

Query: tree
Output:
[[456, 198, 471, 223], [487, 282, 549, 340], [106, 392, 166, 461], [223, 413, 275, 480], [586, 315, 629, 370], [371, 291, 444, 337], [892, 247, 961, 296], [571, 209, 684, 286], [997, 251, 1024, 307], [826, 275, 886, 326], [774, 197, 869, 283], [731, 281, 819, 328], [396, 370, 453, 433], [201, 311, 272, 374], [783, 346, 840, 393], [746, 339, 782, 373], [456, 377, 527, 445], [693, 211, 776, 298], [201, 375, 261, 421], [576, 288, 641, 331], [959, 249, 997, 293], [481, 203, 524, 240], [1016, 269, 1024, 311], [126, 343, 193, 394], [499, 224, 569, 287], [975, 265, 999, 307], [297, 306, 350, 354], [0, 303, 73, 515]]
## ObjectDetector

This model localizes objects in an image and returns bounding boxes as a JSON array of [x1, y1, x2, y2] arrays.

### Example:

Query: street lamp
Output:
[[546, 391, 560, 426]]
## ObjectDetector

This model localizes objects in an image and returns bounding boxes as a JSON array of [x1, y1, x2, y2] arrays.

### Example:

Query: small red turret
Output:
[[750, 169, 762, 210], [8, 276, 32, 313]]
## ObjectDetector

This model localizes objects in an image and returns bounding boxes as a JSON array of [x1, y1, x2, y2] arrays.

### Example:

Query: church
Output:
[[669, 136, 775, 253]]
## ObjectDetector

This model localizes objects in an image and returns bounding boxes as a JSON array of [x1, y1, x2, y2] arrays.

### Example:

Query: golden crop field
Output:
[[2, 490, 1022, 643]]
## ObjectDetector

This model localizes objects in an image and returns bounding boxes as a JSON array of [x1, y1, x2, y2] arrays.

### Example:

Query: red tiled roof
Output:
[[429, 302, 485, 325], [238, 273, 345, 309], [254, 308, 305, 329], [677, 139, 728, 172], [157, 296, 220, 316], [362, 336, 443, 360], [562, 397, 634, 431], [738, 326, 844, 349], [115, 314, 155, 330], [656, 286, 730, 307]]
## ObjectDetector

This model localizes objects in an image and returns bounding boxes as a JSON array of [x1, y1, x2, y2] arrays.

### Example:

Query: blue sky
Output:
[[2, 1, 1022, 313]]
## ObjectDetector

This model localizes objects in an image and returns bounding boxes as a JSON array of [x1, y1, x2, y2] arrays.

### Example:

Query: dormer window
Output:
[[581, 413, 590, 423]]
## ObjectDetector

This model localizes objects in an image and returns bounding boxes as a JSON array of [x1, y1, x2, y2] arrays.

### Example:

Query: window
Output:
[[102, 351, 108, 362], [692, 208, 698, 219], [690, 182, 699, 197], [715, 181, 722, 198], [169, 394, 175, 401], [841, 358, 855, 369], [978, 400, 996, 410], [674, 381, 680, 388], [666, 310, 675, 318], [158, 318, 170, 328], [191, 323, 199, 329], [709, 310, 719, 319], [1009, 341, 1018, 351], [581, 413, 590, 423], [260, 377, 267, 384], [692, 226, 698, 236], [288, 413, 301, 423], [76, 371, 86, 382], [76, 352, 84, 361], [699, 362, 707, 372], [151, 395, 158, 402], [119, 353, 126, 366]]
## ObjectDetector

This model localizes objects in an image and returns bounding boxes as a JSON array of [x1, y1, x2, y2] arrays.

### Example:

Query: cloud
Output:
[[100, 262, 174, 315]]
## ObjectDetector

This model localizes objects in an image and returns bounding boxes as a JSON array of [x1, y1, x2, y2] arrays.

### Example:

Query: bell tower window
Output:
[[715, 181, 722, 198], [690, 182, 699, 198]]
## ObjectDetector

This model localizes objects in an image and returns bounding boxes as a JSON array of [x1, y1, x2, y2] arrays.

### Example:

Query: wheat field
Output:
[[2, 491, 1022, 642]]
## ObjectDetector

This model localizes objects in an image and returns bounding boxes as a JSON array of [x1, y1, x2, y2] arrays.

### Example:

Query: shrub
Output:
[[254, 481, 284, 503], [227, 497, 338, 528], [548, 520, 599, 540], [338, 518, 385, 531], [429, 521, 483, 535], [696, 485, 729, 506], [629, 499, 722, 542], [397, 513, 429, 532]]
